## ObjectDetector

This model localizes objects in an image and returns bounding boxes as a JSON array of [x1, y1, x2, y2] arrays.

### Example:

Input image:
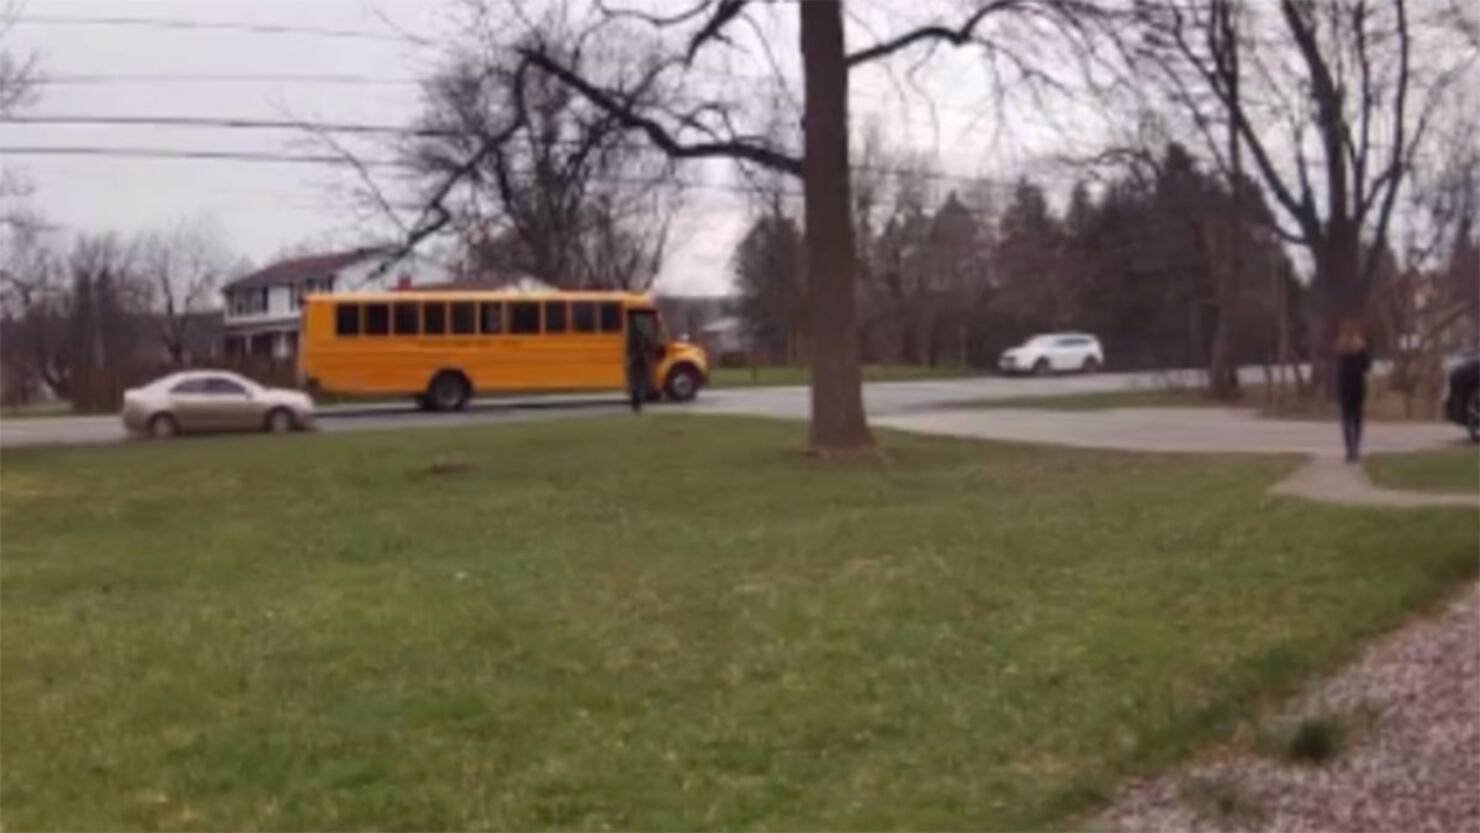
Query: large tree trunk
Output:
[[800, 0, 872, 455]]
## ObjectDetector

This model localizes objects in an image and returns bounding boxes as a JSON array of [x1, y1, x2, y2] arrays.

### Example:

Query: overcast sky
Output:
[[6, 0, 1103, 296]]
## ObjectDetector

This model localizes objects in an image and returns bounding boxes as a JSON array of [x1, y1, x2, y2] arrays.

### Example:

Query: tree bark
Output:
[[800, 0, 872, 454]]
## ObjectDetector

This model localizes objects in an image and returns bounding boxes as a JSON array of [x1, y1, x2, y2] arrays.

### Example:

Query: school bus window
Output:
[[571, 301, 597, 333], [335, 304, 360, 336], [423, 302, 447, 335], [393, 302, 419, 335], [599, 301, 622, 332], [544, 301, 568, 334], [450, 301, 475, 335], [364, 303, 390, 336], [510, 301, 540, 334], [479, 301, 504, 334]]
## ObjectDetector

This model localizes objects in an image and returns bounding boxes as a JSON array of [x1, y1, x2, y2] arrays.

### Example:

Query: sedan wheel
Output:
[[148, 413, 179, 439], [266, 408, 295, 434]]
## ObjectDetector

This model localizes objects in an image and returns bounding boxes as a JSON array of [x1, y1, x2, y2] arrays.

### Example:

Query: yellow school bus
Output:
[[298, 290, 708, 410]]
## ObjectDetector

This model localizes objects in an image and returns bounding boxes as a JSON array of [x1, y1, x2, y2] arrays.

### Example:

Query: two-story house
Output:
[[221, 247, 450, 358]]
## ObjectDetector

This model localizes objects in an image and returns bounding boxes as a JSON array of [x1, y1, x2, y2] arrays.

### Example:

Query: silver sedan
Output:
[[121, 370, 316, 438]]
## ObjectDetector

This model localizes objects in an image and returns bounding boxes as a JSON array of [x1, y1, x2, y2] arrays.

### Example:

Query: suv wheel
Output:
[[1033, 358, 1051, 376], [1081, 356, 1101, 374]]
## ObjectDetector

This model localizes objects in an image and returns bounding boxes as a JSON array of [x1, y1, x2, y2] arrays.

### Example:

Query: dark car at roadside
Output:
[[1442, 348, 1480, 443]]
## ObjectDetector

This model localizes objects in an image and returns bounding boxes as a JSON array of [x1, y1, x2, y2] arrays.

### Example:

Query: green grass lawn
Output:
[[2, 417, 1475, 831], [708, 364, 972, 388], [1366, 446, 1479, 494]]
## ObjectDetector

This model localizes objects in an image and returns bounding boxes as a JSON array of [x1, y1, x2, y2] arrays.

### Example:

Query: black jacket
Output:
[[1335, 348, 1371, 403]]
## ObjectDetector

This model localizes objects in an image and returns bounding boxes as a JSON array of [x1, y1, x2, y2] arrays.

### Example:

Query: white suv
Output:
[[999, 333, 1104, 375]]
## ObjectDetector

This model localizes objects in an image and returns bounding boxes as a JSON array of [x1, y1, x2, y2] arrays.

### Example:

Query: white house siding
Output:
[[221, 252, 452, 359]]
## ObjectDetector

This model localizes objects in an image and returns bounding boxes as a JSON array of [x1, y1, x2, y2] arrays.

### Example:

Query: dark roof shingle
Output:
[[223, 247, 391, 291]]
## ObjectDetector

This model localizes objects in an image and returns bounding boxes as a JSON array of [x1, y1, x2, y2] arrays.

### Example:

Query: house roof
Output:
[[223, 247, 392, 291]]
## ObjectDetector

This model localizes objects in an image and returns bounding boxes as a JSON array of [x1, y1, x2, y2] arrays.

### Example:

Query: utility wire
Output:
[[40, 73, 421, 86], [5, 115, 455, 137], [0, 142, 1025, 187], [11, 14, 422, 44]]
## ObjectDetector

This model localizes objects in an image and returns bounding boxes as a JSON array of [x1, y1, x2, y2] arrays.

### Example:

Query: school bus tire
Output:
[[426, 370, 471, 412], [664, 364, 702, 402]]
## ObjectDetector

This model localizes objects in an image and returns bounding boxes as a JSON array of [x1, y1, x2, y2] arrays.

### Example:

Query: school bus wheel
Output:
[[426, 370, 471, 411]]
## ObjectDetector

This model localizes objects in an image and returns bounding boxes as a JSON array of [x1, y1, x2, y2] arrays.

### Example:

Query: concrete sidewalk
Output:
[[874, 406, 1461, 457], [873, 406, 1477, 509]]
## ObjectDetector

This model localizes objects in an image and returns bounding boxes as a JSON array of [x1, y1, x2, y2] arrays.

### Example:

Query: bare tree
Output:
[[1, 7, 39, 225], [135, 219, 238, 366], [0, 213, 68, 403], [404, 22, 679, 290], [64, 235, 154, 412], [1129, 0, 1471, 391], [1377, 117, 1480, 414], [383, 0, 1107, 455]]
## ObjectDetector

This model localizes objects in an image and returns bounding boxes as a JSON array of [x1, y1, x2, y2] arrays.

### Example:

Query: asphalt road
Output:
[[0, 368, 1242, 450]]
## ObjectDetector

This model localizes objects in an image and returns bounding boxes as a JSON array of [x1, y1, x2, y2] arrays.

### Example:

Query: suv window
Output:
[[335, 304, 360, 336]]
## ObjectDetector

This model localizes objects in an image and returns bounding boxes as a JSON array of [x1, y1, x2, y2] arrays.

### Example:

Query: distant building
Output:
[[698, 316, 748, 358], [220, 248, 450, 358]]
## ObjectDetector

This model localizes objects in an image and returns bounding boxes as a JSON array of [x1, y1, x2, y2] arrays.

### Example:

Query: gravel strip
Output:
[[1097, 583, 1480, 833]]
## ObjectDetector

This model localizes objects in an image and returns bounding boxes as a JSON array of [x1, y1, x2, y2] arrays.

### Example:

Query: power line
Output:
[[0, 142, 1029, 189], [5, 115, 453, 137], [11, 14, 423, 44], [0, 145, 794, 194], [0, 146, 386, 166], [40, 73, 421, 86]]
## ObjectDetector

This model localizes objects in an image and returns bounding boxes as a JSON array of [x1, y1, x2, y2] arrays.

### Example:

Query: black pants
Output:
[[627, 363, 648, 413], [1339, 397, 1364, 460]]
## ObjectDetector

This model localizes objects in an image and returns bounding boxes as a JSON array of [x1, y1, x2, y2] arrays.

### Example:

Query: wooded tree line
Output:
[[0, 220, 240, 408], [735, 142, 1309, 375], [367, 0, 1474, 453]]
